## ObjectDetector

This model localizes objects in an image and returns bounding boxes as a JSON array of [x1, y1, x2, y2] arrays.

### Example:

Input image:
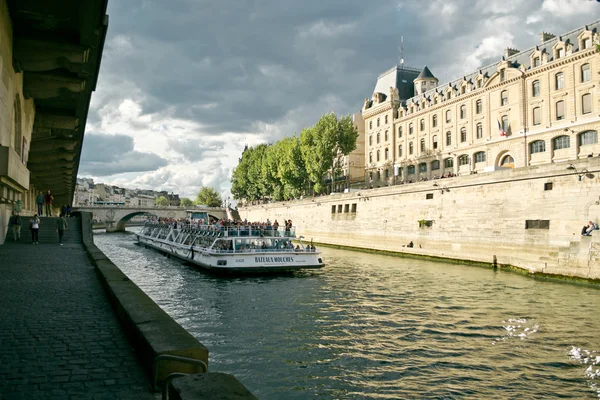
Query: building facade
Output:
[[362, 23, 600, 185]]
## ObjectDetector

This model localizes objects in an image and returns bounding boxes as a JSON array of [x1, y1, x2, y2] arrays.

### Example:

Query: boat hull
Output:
[[136, 234, 324, 274]]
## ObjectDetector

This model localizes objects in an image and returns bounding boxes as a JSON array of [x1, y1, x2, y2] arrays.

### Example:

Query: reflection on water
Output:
[[95, 228, 600, 399]]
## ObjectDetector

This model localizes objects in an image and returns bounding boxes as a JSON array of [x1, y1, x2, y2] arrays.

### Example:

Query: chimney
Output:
[[540, 32, 555, 43], [505, 48, 519, 58]]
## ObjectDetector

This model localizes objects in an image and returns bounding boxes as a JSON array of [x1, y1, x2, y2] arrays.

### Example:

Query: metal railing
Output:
[[152, 354, 208, 392]]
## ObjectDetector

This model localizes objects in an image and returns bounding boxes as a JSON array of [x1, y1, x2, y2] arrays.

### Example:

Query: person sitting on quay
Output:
[[407, 241, 414, 248], [582, 221, 599, 236]]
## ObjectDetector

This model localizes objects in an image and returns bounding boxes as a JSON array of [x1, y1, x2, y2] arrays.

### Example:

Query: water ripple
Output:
[[95, 230, 600, 399]]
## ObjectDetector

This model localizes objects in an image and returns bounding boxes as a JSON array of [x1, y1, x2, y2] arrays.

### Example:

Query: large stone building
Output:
[[362, 22, 599, 185], [0, 1, 107, 244]]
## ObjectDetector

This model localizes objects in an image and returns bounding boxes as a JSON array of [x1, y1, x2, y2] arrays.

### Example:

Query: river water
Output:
[[94, 229, 600, 399]]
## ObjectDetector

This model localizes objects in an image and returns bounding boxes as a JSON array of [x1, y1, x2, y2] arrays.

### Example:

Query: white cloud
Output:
[[541, 0, 597, 16]]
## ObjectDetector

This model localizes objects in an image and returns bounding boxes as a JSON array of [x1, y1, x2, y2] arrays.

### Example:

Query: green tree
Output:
[[155, 196, 170, 207], [179, 197, 194, 208], [195, 187, 223, 207], [300, 113, 358, 194], [277, 136, 306, 199]]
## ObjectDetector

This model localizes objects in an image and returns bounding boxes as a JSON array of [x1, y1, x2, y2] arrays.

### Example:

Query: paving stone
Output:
[[0, 241, 155, 399]]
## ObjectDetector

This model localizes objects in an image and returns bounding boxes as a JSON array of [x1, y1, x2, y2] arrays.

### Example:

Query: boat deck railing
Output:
[[142, 223, 296, 238]]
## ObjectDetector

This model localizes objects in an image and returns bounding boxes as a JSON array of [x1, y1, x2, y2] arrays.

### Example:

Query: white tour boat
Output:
[[136, 223, 324, 273]]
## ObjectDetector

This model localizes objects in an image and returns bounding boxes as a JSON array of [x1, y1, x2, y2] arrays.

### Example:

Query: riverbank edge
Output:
[[78, 212, 258, 397], [309, 240, 600, 287]]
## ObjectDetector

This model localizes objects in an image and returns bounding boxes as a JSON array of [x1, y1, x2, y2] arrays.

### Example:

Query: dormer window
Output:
[[556, 48, 564, 59], [533, 57, 540, 67], [582, 37, 591, 50], [477, 79, 482, 88]]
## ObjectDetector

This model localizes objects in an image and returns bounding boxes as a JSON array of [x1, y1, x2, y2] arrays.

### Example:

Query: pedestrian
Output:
[[44, 190, 54, 217], [35, 191, 44, 216], [56, 213, 68, 245], [30, 213, 40, 244], [66, 204, 72, 218], [9, 211, 22, 241]]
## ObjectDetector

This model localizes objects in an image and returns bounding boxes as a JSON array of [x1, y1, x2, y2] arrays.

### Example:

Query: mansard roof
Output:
[[372, 65, 421, 101], [415, 65, 436, 80]]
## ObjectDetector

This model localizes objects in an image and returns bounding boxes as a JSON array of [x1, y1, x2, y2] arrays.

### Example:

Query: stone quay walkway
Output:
[[0, 241, 156, 400]]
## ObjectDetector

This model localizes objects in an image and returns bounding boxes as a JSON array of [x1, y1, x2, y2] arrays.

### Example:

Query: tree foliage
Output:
[[155, 196, 170, 207], [195, 187, 223, 207], [230, 113, 358, 200], [179, 197, 194, 208]]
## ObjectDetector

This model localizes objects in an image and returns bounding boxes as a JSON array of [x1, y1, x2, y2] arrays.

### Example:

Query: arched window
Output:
[[444, 158, 453, 168], [582, 64, 591, 83], [582, 93, 591, 115], [460, 128, 467, 143], [474, 151, 486, 163], [377, 133, 381, 143], [431, 160, 440, 170], [12, 95, 22, 158], [432, 114, 438, 127], [432, 135, 438, 150], [460, 105, 466, 119], [369, 121, 372, 130], [579, 130, 598, 146], [476, 99, 482, 114], [532, 80, 540, 97], [369, 152, 373, 163], [385, 148, 389, 160], [369, 135, 372, 146], [446, 131, 452, 146], [409, 142, 414, 155], [376, 150, 381, 161], [419, 162, 427, 172], [420, 138, 425, 152], [409, 123, 413, 135], [500, 90, 508, 106], [476, 123, 483, 139], [407, 165, 415, 175], [445, 110, 451, 123], [530, 140, 546, 154], [384, 115, 388, 124], [398, 144, 403, 157], [420, 119, 425, 131], [500, 155, 514, 168], [385, 130, 389, 141], [501, 115, 509, 133], [555, 72, 564, 90], [553, 135, 570, 150], [458, 154, 469, 166], [377, 118, 380, 127], [398, 126, 403, 138]]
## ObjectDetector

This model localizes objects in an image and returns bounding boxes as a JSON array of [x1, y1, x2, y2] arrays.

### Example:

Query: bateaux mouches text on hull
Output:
[[136, 223, 324, 273]]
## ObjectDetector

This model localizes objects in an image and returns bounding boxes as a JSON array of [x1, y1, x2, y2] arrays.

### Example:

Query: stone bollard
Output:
[[168, 373, 259, 400]]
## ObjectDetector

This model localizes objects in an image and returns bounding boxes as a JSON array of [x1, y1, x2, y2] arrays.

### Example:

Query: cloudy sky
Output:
[[79, 0, 598, 199]]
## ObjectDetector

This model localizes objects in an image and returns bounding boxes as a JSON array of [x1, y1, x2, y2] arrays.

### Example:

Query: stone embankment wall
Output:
[[240, 159, 600, 281]]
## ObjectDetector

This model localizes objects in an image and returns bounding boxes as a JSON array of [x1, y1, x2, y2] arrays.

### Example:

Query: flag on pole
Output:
[[497, 120, 506, 137]]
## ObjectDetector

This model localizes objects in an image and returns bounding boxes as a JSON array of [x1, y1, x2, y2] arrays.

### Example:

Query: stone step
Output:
[[10, 216, 83, 244]]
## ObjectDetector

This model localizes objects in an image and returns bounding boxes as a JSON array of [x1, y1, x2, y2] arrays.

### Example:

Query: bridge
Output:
[[73, 206, 227, 232]]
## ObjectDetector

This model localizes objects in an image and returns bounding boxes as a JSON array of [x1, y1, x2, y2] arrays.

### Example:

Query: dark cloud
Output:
[[80, 133, 168, 176]]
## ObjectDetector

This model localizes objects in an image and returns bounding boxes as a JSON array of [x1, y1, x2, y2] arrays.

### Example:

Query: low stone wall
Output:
[[77, 212, 263, 399], [240, 159, 600, 282]]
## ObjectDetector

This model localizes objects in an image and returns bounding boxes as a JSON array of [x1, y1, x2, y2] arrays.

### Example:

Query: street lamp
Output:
[[566, 164, 592, 181]]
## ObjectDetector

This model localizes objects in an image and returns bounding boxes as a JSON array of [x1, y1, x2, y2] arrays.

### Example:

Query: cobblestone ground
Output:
[[0, 241, 157, 400]]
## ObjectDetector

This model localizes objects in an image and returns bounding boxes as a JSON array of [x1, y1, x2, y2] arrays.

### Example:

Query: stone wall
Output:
[[240, 158, 600, 281]]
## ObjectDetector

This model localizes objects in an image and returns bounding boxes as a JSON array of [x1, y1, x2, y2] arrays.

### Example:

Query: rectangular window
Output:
[[525, 220, 550, 229], [500, 69, 505, 82], [460, 130, 467, 143], [533, 57, 540, 67], [476, 124, 483, 139], [532, 81, 540, 97], [337, 205, 343, 213], [583, 38, 591, 50], [557, 48, 564, 58], [351, 203, 357, 213], [476, 100, 482, 114], [556, 73, 564, 90], [344, 204, 349, 213], [582, 94, 591, 115], [501, 91, 508, 106], [426, 193, 434, 200], [331, 205, 336, 214], [556, 101, 565, 120], [544, 182, 553, 191], [533, 107, 541, 126], [582, 64, 591, 83]]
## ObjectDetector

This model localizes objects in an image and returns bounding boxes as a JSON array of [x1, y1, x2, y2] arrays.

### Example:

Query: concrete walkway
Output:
[[0, 241, 156, 400]]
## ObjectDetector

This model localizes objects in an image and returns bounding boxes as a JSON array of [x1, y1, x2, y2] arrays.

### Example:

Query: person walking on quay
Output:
[[30, 213, 40, 244], [56, 213, 68, 246], [44, 190, 54, 217], [9, 211, 22, 241], [35, 191, 44, 216]]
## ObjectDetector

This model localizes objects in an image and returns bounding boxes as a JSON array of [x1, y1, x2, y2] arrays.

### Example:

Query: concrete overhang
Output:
[[7, 0, 108, 206]]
